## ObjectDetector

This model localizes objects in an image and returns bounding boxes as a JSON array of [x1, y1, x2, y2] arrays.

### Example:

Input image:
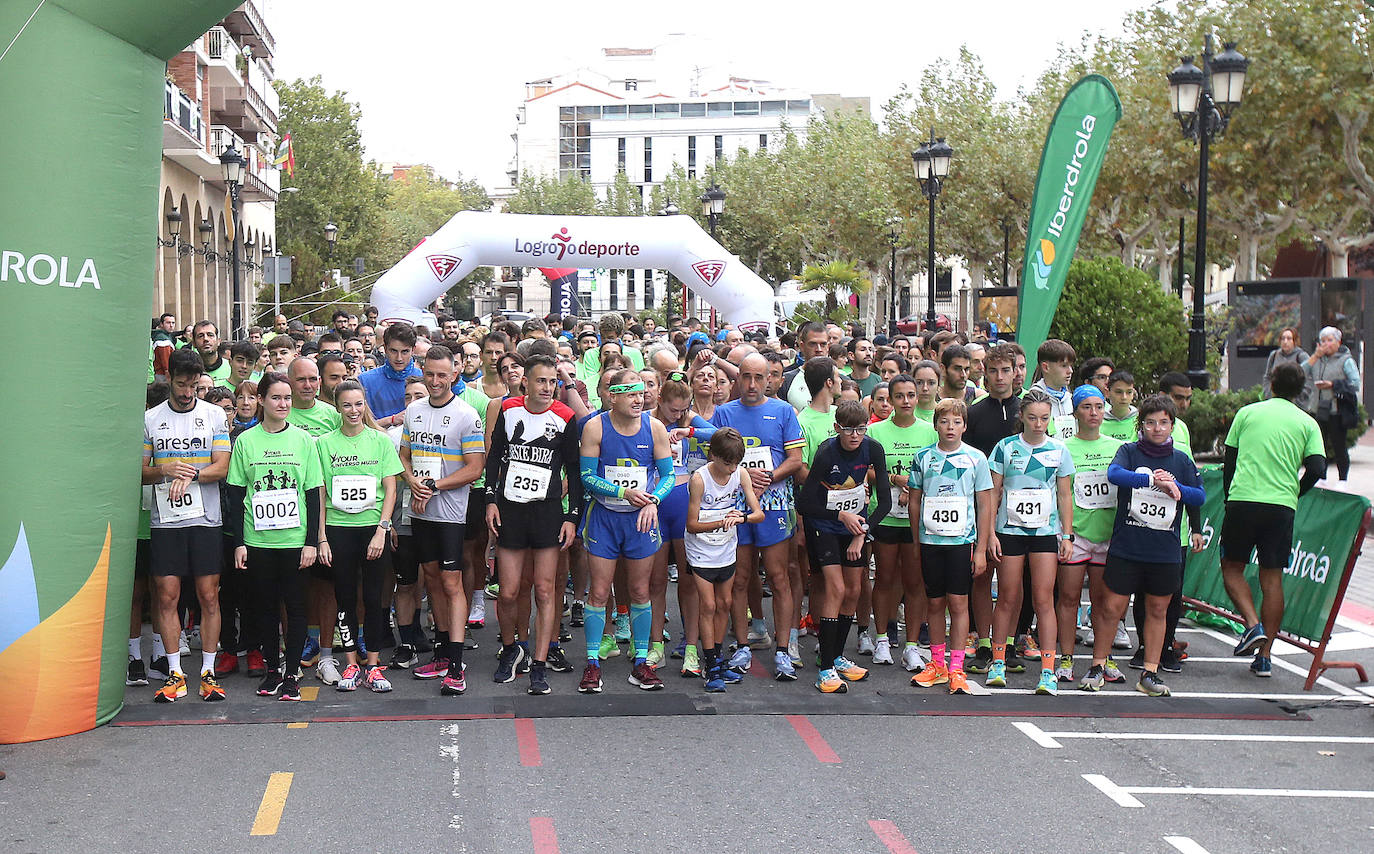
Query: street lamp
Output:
[[159, 206, 182, 249], [911, 131, 954, 332], [219, 144, 247, 338], [324, 221, 338, 260], [1169, 35, 1249, 390], [698, 184, 726, 327], [886, 216, 902, 334]]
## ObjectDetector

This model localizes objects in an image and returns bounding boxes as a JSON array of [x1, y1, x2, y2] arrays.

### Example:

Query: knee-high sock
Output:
[[584, 605, 607, 661], [630, 601, 652, 661], [837, 614, 855, 660]]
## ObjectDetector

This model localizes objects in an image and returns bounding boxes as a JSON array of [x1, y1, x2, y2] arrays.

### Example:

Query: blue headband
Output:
[[1072, 384, 1104, 409]]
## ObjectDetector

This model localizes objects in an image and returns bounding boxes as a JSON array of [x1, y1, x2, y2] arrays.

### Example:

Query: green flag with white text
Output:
[[1016, 75, 1122, 369]]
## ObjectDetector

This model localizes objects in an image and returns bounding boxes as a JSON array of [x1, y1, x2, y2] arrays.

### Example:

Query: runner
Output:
[[141, 349, 231, 702], [192, 320, 233, 386], [939, 344, 982, 404], [401, 345, 487, 696], [1030, 339, 1077, 440], [1100, 370, 1138, 442], [1054, 386, 1124, 686], [315, 380, 403, 694], [226, 372, 324, 702], [846, 336, 881, 398], [685, 428, 764, 692], [287, 357, 342, 438], [909, 398, 993, 695], [388, 376, 431, 669], [485, 355, 582, 695], [1220, 362, 1326, 677], [780, 321, 830, 411], [910, 360, 940, 423], [711, 354, 806, 680], [1082, 394, 1205, 696], [797, 400, 891, 692], [867, 374, 938, 670], [866, 382, 892, 423], [986, 387, 1075, 695], [359, 323, 422, 428], [577, 368, 675, 692]]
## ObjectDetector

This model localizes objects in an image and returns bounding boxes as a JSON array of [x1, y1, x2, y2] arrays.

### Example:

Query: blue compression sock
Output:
[[584, 605, 606, 661], [630, 601, 652, 662]]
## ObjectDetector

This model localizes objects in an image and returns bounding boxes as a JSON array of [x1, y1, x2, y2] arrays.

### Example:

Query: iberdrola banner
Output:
[[1016, 75, 1122, 369]]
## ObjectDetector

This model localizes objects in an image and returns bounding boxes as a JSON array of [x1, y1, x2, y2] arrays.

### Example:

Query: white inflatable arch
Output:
[[370, 211, 774, 330]]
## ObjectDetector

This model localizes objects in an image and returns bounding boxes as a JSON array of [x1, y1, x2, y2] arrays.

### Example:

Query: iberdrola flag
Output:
[[1016, 75, 1121, 372]]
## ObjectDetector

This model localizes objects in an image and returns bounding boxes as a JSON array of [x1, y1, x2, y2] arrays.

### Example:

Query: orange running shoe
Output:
[[833, 656, 869, 682], [948, 669, 972, 694], [912, 663, 950, 688], [799, 613, 818, 637], [199, 670, 226, 702], [815, 668, 848, 693], [154, 672, 187, 703]]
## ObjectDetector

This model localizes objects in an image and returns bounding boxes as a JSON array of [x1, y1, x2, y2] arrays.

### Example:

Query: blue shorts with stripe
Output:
[[581, 501, 662, 560], [737, 508, 794, 548], [658, 481, 689, 541]]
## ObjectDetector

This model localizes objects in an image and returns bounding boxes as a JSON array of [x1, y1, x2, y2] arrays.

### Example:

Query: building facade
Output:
[[155, 2, 279, 338]]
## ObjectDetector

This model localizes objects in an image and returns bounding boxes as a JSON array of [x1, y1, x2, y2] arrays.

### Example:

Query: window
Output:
[[654, 103, 680, 117], [708, 102, 732, 118], [644, 269, 654, 308], [759, 133, 768, 150], [559, 106, 575, 120], [627, 269, 636, 305], [787, 99, 812, 116], [629, 104, 653, 118], [575, 106, 601, 120], [643, 137, 652, 182], [733, 101, 759, 116], [624, 79, 638, 91], [687, 136, 696, 178], [602, 104, 627, 120], [761, 100, 785, 116], [558, 119, 591, 180], [714, 135, 724, 162], [680, 102, 705, 118], [610, 271, 619, 310], [617, 137, 626, 173]]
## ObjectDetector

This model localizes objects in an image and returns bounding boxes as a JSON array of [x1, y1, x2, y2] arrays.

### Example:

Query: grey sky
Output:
[[268, 0, 1145, 190]]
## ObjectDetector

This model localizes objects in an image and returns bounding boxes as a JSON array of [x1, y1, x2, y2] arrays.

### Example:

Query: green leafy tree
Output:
[[799, 259, 871, 318], [504, 173, 600, 216], [1047, 257, 1187, 387], [375, 165, 491, 312]]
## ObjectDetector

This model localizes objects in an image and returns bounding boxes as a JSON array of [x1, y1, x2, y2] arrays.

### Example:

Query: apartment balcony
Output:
[[163, 82, 222, 180], [222, 1, 275, 59], [209, 124, 244, 160], [204, 27, 243, 91]]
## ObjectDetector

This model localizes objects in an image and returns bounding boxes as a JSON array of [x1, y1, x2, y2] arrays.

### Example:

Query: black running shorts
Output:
[[411, 518, 466, 571], [803, 526, 868, 569], [919, 543, 973, 598], [1103, 553, 1181, 598], [149, 525, 222, 577], [1221, 500, 1295, 570]]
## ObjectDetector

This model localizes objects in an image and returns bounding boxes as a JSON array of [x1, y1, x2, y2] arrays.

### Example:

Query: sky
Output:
[[267, 0, 1148, 191]]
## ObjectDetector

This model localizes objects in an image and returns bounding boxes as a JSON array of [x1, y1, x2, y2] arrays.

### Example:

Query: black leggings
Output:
[[325, 525, 388, 655], [248, 546, 307, 671], [1319, 417, 1350, 480]]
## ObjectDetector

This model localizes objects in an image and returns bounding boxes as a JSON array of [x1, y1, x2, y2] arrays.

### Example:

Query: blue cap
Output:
[[1072, 384, 1104, 409], [688, 331, 710, 349]]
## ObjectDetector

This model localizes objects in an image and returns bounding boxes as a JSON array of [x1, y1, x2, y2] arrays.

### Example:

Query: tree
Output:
[[376, 165, 492, 313], [504, 173, 600, 216], [271, 76, 388, 324], [1048, 257, 1187, 387], [799, 259, 871, 320]]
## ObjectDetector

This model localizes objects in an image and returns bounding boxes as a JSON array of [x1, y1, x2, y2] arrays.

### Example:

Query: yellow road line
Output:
[[286, 722, 309, 729], [250, 772, 294, 836], [299, 686, 319, 701]]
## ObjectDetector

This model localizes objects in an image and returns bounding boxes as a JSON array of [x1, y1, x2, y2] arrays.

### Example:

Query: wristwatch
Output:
[[1060, 533, 1074, 542], [191, 470, 200, 482], [423, 478, 438, 491], [378, 519, 393, 531]]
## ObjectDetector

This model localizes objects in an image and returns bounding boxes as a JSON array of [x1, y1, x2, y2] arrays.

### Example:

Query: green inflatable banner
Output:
[[1184, 468, 1372, 643], [0, 0, 241, 743], [1016, 75, 1122, 369]]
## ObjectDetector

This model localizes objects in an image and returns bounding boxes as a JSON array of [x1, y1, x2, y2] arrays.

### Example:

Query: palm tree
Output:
[[799, 260, 871, 319]]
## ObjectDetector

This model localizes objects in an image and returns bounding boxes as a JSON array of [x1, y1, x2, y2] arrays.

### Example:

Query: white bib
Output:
[[741, 444, 774, 473], [603, 464, 647, 508], [330, 475, 376, 514], [251, 488, 300, 531], [154, 481, 203, 523], [922, 494, 970, 538], [1054, 414, 1077, 440], [697, 507, 734, 546], [825, 485, 866, 514], [504, 460, 552, 504], [889, 486, 909, 520], [1006, 487, 1052, 528], [410, 456, 442, 482], [1073, 470, 1116, 510], [1129, 487, 1177, 531]]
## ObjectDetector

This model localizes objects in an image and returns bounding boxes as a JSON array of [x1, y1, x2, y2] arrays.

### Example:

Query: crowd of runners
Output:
[[133, 305, 1331, 704]]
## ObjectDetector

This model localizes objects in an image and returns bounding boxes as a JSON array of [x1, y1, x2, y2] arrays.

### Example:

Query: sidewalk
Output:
[[1328, 430, 1374, 625]]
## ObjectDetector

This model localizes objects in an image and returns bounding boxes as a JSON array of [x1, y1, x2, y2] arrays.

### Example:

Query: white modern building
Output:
[[484, 39, 868, 319]]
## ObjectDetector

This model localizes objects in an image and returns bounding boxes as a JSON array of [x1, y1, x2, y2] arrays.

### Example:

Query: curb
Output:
[[1339, 599, 1374, 628]]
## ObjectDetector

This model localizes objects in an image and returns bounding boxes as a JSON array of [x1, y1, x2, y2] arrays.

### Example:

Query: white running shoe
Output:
[[1081, 625, 1095, 646], [901, 643, 928, 673], [1113, 623, 1131, 650], [857, 631, 876, 656], [468, 590, 486, 625], [872, 637, 894, 665], [787, 640, 803, 669], [316, 656, 342, 685], [747, 628, 773, 649], [178, 630, 191, 656]]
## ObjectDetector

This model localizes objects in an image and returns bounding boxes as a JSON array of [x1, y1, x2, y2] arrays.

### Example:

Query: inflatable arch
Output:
[[370, 211, 775, 330]]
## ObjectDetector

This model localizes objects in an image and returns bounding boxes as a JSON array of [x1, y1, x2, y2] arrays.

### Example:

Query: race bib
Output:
[[741, 444, 774, 473], [922, 494, 969, 538], [251, 488, 300, 531], [1073, 470, 1116, 510], [504, 460, 551, 504], [154, 481, 203, 523], [1129, 488, 1177, 530], [825, 485, 866, 514], [331, 475, 376, 514], [1054, 414, 1077, 440], [889, 486, 909, 520], [697, 507, 734, 546], [410, 456, 442, 482], [603, 464, 647, 508], [1006, 487, 1052, 529]]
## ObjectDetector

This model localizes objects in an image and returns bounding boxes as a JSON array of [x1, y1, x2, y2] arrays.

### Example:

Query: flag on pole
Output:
[[273, 132, 295, 177], [1015, 74, 1121, 374]]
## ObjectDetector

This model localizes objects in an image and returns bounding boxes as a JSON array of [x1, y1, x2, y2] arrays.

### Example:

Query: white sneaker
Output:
[[787, 640, 803, 669], [468, 590, 486, 624], [747, 628, 773, 649], [857, 631, 876, 656], [901, 643, 928, 672], [872, 637, 894, 665], [1113, 623, 1131, 650], [178, 630, 191, 656], [1082, 625, 1095, 646], [316, 656, 342, 685]]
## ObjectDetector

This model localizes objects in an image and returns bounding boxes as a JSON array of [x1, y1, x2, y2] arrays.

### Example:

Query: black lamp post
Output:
[[1169, 35, 1249, 390], [911, 132, 953, 332], [324, 221, 338, 261], [886, 216, 901, 334], [219, 144, 246, 338], [699, 184, 726, 325]]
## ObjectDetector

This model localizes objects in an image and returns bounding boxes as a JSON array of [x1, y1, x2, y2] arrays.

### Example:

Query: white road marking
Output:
[[1191, 625, 1362, 697], [1035, 730, 1374, 745], [440, 722, 467, 849], [1085, 772, 1374, 806], [1164, 836, 1213, 854], [1012, 721, 1062, 748], [983, 686, 1369, 702], [1082, 773, 1143, 807]]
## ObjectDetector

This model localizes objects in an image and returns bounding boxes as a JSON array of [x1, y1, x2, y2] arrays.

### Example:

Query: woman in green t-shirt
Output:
[[227, 372, 324, 702], [316, 381, 404, 693]]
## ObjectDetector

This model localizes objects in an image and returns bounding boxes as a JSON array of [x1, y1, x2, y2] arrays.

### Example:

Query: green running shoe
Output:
[[1035, 668, 1058, 695], [985, 659, 1007, 688]]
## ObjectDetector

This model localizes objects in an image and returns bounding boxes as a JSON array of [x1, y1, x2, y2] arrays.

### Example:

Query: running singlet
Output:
[[866, 416, 937, 527], [288, 400, 342, 438], [143, 399, 230, 528], [910, 442, 992, 546], [797, 406, 836, 468], [710, 397, 805, 512], [486, 397, 581, 510], [672, 415, 716, 478], [592, 411, 657, 512], [1064, 434, 1123, 544], [403, 394, 485, 523], [227, 423, 323, 549], [797, 436, 889, 536], [989, 433, 1074, 537], [684, 466, 744, 569], [316, 427, 404, 527]]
